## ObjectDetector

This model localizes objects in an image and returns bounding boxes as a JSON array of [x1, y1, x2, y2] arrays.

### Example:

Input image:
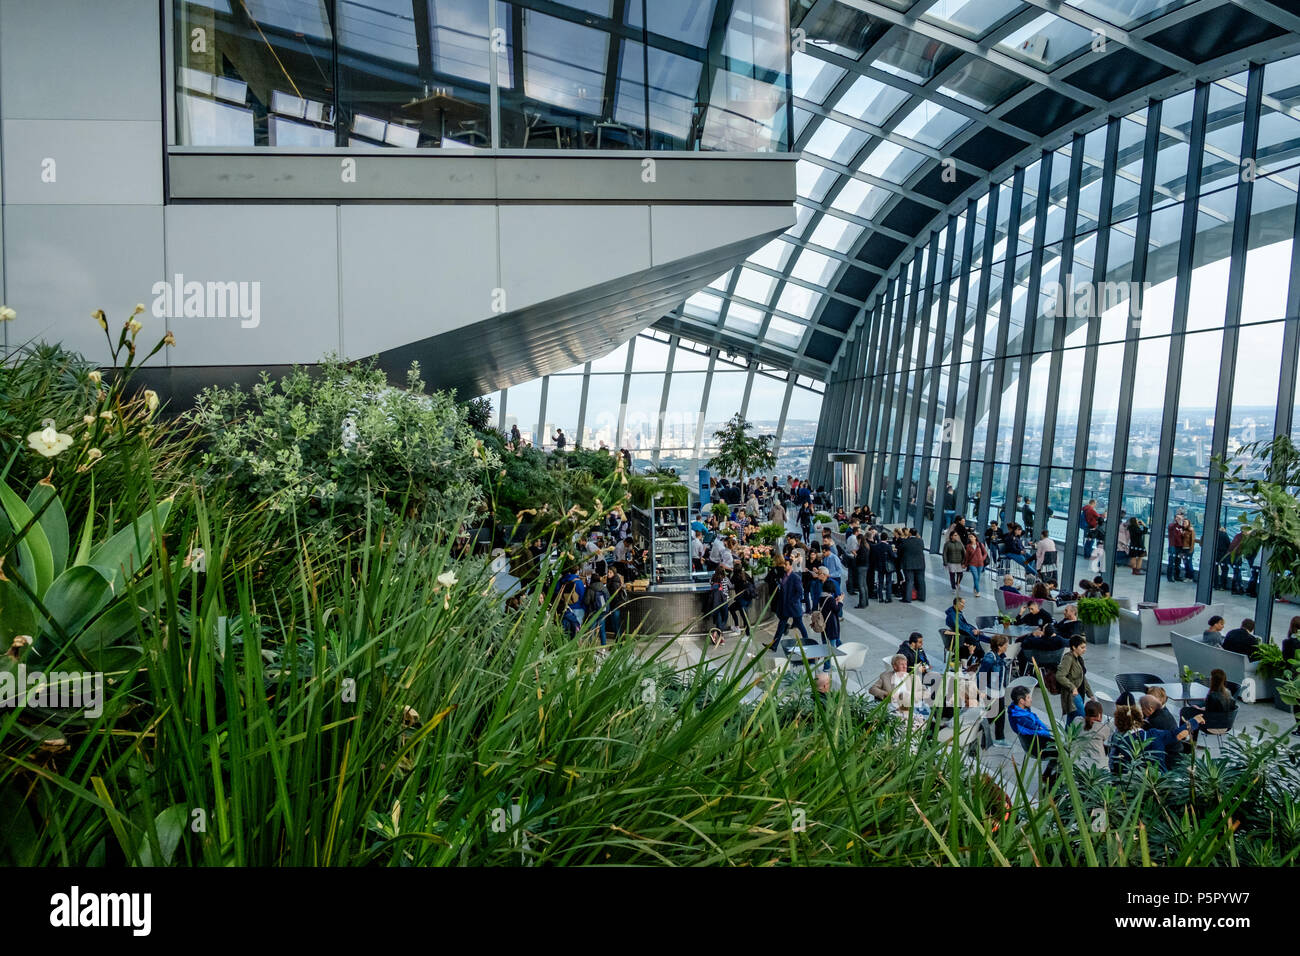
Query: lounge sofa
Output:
[[1118, 603, 1224, 649], [1170, 631, 1264, 699]]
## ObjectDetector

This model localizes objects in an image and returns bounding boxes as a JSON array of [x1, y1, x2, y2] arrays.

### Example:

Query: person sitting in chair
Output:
[[1017, 599, 1054, 635], [897, 632, 931, 672], [1201, 615, 1226, 646], [1008, 686, 1057, 766]]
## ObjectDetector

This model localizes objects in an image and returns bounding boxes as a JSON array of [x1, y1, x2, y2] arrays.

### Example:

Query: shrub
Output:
[[188, 357, 489, 541], [463, 396, 495, 432]]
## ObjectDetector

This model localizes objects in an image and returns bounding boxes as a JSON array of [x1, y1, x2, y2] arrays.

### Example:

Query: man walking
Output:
[[767, 561, 810, 651]]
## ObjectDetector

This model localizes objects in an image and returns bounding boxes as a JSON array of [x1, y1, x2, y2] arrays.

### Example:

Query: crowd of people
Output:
[[509, 462, 1299, 764]]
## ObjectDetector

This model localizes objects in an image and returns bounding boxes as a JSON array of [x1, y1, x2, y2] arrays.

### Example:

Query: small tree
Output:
[[1214, 435, 1300, 599], [707, 412, 776, 490]]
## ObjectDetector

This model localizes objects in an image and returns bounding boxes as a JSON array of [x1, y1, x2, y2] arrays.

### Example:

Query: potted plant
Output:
[[814, 511, 833, 528], [997, 614, 1014, 635], [1076, 596, 1120, 645], [711, 500, 731, 520], [1179, 664, 1206, 697], [1251, 643, 1297, 709], [1276, 672, 1300, 726]]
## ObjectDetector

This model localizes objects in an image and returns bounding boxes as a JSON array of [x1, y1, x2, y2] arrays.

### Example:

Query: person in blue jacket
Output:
[[766, 561, 809, 651], [945, 596, 984, 647]]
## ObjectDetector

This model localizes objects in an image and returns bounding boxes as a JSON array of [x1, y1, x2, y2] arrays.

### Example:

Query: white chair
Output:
[[938, 707, 986, 755], [1094, 689, 1117, 717], [834, 642, 869, 688]]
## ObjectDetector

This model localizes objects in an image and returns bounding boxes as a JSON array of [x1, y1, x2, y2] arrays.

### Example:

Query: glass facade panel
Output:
[[173, 0, 789, 151]]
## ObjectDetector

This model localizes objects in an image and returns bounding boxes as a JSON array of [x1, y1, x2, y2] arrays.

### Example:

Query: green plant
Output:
[[706, 413, 776, 490], [997, 614, 1014, 627], [752, 522, 787, 545], [1277, 673, 1300, 708], [463, 396, 494, 432], [0, 473, 177, 666], [1179, 664, 1206, 685], [814, 511, 832, 524], [627, 471, 688, 509], [1214, 435, 1300, 598], [1075, 596, 1120, 627], [710, 501, 731, 519], [1252, 642, 1291, 681], [188, 357, 487, 541]]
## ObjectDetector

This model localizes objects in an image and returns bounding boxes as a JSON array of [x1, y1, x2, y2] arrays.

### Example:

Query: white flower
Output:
[[87, 370, 102, 385], [0, 305, 16, 322], [437, 571, 458, 588], [144, 389, 159, 414], [27, 426, 73, 458], [187, 548, 206, 573]]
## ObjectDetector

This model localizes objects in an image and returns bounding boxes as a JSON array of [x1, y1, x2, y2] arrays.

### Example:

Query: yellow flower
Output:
[[0, 305, 16, 322], [132, 303, 146, 316], [92, 309, 106, 330], [144, 389, 159, 413], [99, 410, 114, 421], [27, 426, 74, 458], [127, 318, 143, 336], [87, 370, 102, 385], [162, 331, 176, 347], [82, 414, 95, 425]]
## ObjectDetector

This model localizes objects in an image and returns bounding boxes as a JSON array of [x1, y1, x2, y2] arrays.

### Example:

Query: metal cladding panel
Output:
[[2, 203, 164, 358], [0, 0, 161, 122]]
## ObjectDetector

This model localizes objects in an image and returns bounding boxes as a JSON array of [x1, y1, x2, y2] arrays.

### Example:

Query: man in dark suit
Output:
[[766, 562, 809, 651], [896, 528, 927, 603], [870, 535, 895, 603], [1222, 618, 1260, 657]]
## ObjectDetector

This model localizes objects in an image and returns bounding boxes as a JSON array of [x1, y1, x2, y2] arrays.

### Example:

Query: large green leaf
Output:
[[0, 479, 54, 597], [74, 565, 185, 659], [86, 498, 173, 593], [136, 804, 188, 866], [41, 565, 114, 637], [0, 575, 38, 644], [25, 481, 69, 579]]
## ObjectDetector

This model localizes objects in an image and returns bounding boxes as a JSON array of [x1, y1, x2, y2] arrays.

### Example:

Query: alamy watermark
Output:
[[0, 664, 103, 718], [150, 274, 261, 328], [1044, 273, 1149, 320]]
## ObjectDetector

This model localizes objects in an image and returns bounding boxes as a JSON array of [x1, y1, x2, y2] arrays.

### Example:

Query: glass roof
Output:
[[656, 0, 1300, 381]]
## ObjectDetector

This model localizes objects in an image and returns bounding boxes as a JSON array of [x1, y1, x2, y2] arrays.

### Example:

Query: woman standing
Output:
[[943, 530, 967, 591], [964, 531, 988, 598], [708, 568, 731, 646], [729, 565, 755, 637], [768, 496, 786, 528], [798, 500, 814, 543], [1127, 515, 1147, 575]]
